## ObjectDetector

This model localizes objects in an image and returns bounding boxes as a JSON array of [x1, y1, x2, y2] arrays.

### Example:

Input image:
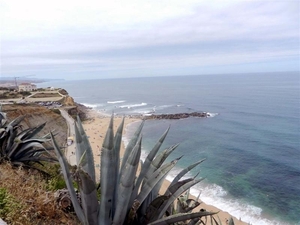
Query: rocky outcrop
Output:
[[61, 96, 76, 106], [144, 112, 210, 120]]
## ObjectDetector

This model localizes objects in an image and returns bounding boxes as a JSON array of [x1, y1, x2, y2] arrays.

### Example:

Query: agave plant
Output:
[[51, 115, 223, 225], [0, 106, 56, 166]]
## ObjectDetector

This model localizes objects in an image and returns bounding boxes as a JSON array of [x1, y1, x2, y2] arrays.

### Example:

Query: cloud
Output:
[[0, 0, 299, 79]]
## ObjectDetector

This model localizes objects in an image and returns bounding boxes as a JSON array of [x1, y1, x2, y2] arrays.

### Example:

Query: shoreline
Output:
[[81, 108, 248, 225]]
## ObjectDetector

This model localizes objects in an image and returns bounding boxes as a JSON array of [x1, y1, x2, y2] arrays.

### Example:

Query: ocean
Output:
[[41, 72, 300, 225]]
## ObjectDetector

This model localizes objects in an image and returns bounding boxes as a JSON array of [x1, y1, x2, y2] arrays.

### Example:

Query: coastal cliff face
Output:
[[2, 104, 68, 147], [61, 95, 75, 106]]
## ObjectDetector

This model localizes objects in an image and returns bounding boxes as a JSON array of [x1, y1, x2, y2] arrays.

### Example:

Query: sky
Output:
[[0, 0, 299, 80]]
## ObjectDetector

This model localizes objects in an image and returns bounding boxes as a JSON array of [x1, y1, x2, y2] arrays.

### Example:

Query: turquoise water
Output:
[[41, 72, 300, 225]]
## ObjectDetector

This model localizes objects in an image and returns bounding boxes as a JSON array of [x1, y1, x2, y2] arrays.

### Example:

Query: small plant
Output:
[[52, 115, 223, 225], [44, 163, 67, 191], [0, 187, 23, 221]]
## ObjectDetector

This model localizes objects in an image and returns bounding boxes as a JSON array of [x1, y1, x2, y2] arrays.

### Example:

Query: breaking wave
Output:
[[107, 100, 126, 104], [119, 102, 147, 109], [81, 103, 103, 108]]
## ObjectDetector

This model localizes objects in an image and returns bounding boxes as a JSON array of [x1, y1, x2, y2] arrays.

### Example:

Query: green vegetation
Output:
[[0, 90, 31, 99], [0, 187, 23, 220], [0, 105, 57, 167], [19, 91, 31, 96], [0, 162, 80, 224], [30, 92, 61, 98], [43, 163, 67, 191], [51, 115, 233, 225]]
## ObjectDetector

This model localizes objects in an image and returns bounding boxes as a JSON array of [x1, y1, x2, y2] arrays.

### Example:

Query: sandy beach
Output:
[[82, 109, 249, 225]]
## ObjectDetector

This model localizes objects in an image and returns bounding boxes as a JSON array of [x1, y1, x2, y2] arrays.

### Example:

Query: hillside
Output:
[[0, 104, 81, 224], [2, 104, 68, 147]]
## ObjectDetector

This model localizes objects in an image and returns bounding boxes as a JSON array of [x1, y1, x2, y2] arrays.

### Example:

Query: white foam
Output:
[[81, 103, 103, 108], [119, 102, 147, 109], [165, 174, 291, 225], [206, 112, 219, 118], [133, 107, 156, 115], [107, 100, 126, 104]]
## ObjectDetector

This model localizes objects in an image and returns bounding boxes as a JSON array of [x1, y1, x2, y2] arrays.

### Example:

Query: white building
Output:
[[18, 83, 37, 91]]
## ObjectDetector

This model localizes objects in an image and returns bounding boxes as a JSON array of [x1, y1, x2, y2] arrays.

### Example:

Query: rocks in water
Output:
[[144, 112, 209, 120]]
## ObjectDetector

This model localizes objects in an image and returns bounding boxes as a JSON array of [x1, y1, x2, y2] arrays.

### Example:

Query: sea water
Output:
[[41, 72, 300, 225]]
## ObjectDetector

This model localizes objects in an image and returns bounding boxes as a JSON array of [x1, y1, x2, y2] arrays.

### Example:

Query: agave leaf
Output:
[[137, 127, 170, 184], [133, 157, 180, 212], [15, 127, 31, 139], [130, 144, 177, 212], [143, 144, 179, 187], [13, 148, 51, 161], [130, 127, 170, 206], [148, 211, 217, 225], [99, 115, 114, 225], [142, 195, 170, 224], [78, 150, 87, 167], [50, 132, 86, 224], [74, 122, 86, 166], [17, 156, 57, 163], [113, 136, 141, 225], [229, 217, 235, 225], [164, 178, 194, 218], [0, 128, 6, 137], [7, 141, 45, 159], [77, 168, 98, 225], [144, 144, 179, 192], [177, 198, 200, 213], [20, 122, 47, 140], [208, 215, 221, 225], [165, 159, 205, 195], [114, 117, 124, 179], [120, 120, 144, 172], [5, 125, 18, 153], [0, 109, 6, 123], [76, 115, 95, 182], [22, 138, 50, 143], [113, 117, 124, 217], [186, 217, 200, 225], [7, 115, 25, 127], [157, 178, 204, 219]]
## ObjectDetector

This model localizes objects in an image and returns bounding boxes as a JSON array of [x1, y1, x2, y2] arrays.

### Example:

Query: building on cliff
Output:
[[18, 83, 37, 91]]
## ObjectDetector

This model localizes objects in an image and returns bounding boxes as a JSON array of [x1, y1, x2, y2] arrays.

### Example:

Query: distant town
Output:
[[0, 77, 64, 90], [0, 78, 68, 108]]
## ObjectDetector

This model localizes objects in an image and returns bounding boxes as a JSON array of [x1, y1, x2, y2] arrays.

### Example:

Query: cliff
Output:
[[2, 104, 68, 147]]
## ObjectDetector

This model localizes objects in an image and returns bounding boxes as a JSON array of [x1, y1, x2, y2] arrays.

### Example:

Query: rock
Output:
[[144, 112, 209, 120]]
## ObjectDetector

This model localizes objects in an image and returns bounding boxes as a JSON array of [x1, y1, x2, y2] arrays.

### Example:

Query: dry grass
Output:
[[0, 162, 80, 225], [31, 93, 61, 98]]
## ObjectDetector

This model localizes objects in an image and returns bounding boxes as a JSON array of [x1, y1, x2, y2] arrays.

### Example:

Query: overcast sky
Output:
[[0, 0, 299, 80]]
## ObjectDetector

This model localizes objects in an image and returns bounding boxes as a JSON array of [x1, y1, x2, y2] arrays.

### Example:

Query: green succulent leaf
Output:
[[50, 132, 86, 224], [76, 115, 95, 182], [77, 168, 98, 225], [99, 115, 114, 225], [113, 135, 142, 225], [165, 159, 205, 196], [157, 178, 204, 219], [120, 120, 144, 172]]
